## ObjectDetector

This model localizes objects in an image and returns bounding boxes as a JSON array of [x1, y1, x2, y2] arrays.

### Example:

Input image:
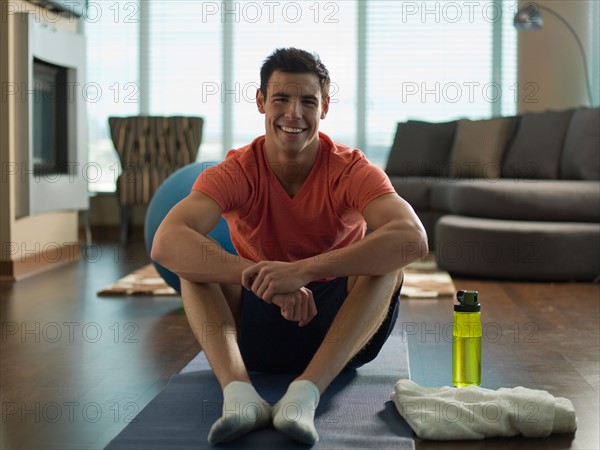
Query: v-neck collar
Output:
[[262, 138, 325, 203]]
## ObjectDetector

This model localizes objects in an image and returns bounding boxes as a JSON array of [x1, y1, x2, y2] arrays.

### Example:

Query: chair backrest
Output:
[[108, 116, 203, 206], [109, 116, 203, 168]]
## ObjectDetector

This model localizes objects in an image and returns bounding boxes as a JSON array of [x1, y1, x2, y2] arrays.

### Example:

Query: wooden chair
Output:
[[108, 116, 203, 243]]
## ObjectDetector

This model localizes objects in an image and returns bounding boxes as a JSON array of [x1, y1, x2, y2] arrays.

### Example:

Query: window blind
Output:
[[500, 0, 518, 116], [85, 1, 140, 192], [365, 0, 516, 166]]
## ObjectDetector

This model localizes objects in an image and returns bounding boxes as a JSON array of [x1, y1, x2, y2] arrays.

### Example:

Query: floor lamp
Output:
[[513, 2, 595, 106]]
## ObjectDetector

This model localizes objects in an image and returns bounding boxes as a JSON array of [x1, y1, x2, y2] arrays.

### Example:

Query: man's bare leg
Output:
[[272, 270, 403, 444], [304, 270, 403, 390], [180, 280, 271, 443]]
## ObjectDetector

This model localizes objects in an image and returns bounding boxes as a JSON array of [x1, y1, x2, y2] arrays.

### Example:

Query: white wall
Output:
[[517, 0, 594, 112]]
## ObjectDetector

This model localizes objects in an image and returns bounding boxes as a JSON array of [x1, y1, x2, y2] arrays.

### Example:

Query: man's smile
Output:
[[278, 125, 306, 134]]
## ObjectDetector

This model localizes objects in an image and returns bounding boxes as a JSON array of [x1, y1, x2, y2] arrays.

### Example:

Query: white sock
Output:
[[272, 379, 320, 444], [208, 381, 271, 444]]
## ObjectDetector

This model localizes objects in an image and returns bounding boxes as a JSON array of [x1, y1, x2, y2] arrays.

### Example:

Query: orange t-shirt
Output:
[[192, 132, 396, 263]]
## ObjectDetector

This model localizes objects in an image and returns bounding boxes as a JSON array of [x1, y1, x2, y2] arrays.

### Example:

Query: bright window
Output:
[[145, 1, 222, 159], [85, 1, 140, 192], [366, 0, 517, 165]]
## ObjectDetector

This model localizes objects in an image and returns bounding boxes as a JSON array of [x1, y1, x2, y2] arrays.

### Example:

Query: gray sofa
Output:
[[385, 107, 600, 281]]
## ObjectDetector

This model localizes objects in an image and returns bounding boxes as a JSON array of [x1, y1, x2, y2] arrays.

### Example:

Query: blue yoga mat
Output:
[[105, 331, 414, 449]]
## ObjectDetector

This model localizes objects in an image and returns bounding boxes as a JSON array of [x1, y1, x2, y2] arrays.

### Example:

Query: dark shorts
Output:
[[238, 276, 401, 374]]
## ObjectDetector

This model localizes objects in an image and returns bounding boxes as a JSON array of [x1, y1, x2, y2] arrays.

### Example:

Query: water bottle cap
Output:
[[455, 290, 480, 312], [457, 290, 478, 306]]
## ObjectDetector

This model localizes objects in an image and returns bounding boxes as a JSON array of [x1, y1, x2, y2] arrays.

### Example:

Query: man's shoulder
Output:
[[217, 135, 264, 175], [321, 133, 369, 172], [224, 136, 264, 162], [198, 136, 264, 190]]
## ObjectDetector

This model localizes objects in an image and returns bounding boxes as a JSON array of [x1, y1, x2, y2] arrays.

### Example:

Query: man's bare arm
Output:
[[152, 190, 318, 325], [243, 193, 428, 301], [307, 193, 428, 277], [151, 190, 254, 284]]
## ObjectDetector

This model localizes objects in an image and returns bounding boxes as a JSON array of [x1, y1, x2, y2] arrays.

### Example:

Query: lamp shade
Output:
[[514, 4, 544, 31]]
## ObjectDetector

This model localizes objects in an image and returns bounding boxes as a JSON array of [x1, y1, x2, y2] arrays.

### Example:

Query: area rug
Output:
[[97, 256, 455, 299], [104, 330, 414, 449], [97, 264, 178, 296]]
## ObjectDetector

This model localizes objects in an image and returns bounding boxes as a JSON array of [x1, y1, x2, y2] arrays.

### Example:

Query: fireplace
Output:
[[15, 12, 88, 217], [33, 58, 69, 176]]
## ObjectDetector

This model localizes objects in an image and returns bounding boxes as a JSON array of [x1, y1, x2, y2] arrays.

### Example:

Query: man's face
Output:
[[257, 70, 329, 156]]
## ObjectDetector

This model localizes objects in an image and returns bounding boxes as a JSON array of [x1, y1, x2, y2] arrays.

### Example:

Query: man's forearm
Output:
[[151, 224, 254, 285], [301, 220, 428, 281]]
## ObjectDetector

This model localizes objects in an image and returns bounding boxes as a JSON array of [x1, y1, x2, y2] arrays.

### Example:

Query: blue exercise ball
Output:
[[144, 161, 236, 292]]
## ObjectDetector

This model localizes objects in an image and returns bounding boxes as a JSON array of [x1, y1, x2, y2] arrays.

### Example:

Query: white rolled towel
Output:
[[391, 379, 577, 440]]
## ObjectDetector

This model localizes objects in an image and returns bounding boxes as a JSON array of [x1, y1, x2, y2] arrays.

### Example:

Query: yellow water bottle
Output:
[[452, 290, 481, 387]]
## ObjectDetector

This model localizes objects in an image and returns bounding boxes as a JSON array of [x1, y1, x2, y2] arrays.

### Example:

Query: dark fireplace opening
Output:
[[33, 58, 69, 176]]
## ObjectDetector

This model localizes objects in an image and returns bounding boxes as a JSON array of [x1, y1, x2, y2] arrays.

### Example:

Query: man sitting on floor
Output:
[[151, 47, 427, 445]]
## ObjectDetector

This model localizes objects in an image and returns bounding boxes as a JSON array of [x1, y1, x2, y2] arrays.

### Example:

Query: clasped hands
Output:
[[241, 261, 317, 327]]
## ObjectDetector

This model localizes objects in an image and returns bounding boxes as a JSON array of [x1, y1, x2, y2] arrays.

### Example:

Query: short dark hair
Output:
[[260, 47, 330, 100]]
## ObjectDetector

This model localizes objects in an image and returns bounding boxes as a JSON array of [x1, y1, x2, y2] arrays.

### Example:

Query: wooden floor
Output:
[[1, 238, 598, 449], [1, 239, 200, 450]]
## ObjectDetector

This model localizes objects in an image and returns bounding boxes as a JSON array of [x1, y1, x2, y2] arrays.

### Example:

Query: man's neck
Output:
[[264, 137, 321, 197], [265, 136, 319, 164]]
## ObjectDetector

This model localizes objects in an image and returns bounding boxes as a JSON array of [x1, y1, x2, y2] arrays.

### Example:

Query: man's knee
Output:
[[179, 277, 201, 299], [180, 279, 244, 334], [347, 270, 404, 296], [180, 278, 214, 299], [180, 280, 242, 315], [180, 278, 240, 299]]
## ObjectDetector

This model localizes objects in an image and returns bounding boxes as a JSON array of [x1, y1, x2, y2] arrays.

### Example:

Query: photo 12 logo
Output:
[[198, 2, 340, 24], [3, 1, 139, 24], [201, 81, 340, 104], [400, 82, 539, 105], [1, 321, 140, 344], [401, 321, 539, 344], [1, 401, 139, 424], [1, 81, 139, 105], [2, 161, 116, 185], [399, 1, 520, 24]]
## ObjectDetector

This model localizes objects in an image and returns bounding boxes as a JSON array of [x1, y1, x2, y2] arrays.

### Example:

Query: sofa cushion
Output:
[[385, 120, 456, 177], [388, 176, 434, 210], [501, 109, 574, 179], [560, 107, 600, 180], [430, 179, 600, 222], [448, 117, 517, 179], [436, 215, 600, 281]]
